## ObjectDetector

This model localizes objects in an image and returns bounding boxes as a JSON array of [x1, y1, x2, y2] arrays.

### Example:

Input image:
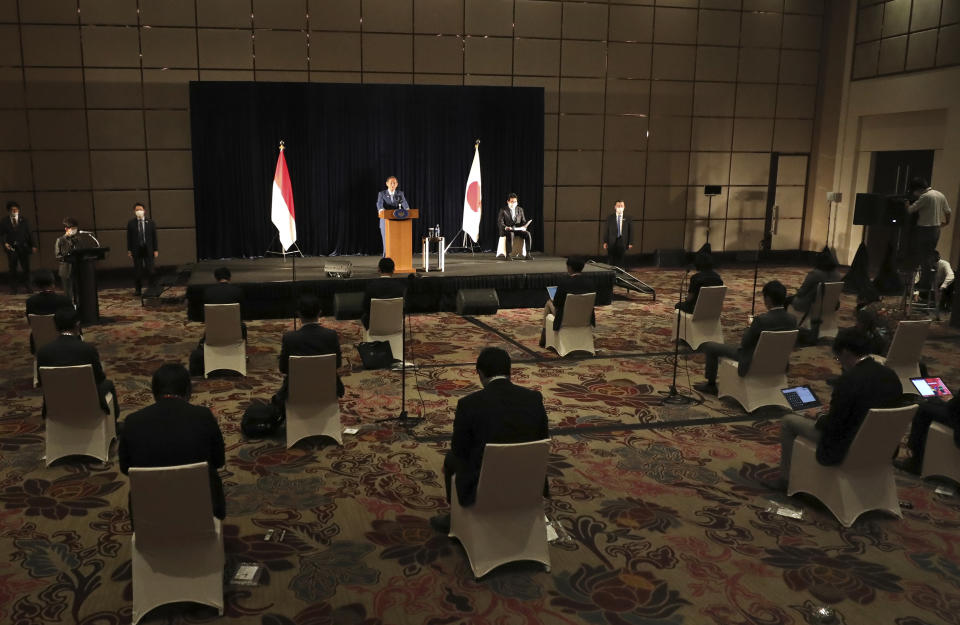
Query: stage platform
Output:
[[186, 254, 616, 321]]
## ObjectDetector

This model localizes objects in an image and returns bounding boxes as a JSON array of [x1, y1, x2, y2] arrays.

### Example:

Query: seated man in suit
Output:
[[25, 269, 74, 353], [119, 363, 226, 524], [777, 328, 903, 487], [430, 347, 550, 533], [497, 193, 533, 260], [694, 280, 797, 395], [676, 243, 723, 314], [273, 295, 344, 414], [787, 247, 840, 316], [203, 266, 246, 338], [361, 257, 407, 330], [37, 307, 119, 428], [895, 394, 960, 475], [540, 255, 595, 347]]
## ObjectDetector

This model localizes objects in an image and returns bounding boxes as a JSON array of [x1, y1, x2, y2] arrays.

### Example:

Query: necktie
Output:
[[139, 219, 145, 245], [617, 216, 622, 237]]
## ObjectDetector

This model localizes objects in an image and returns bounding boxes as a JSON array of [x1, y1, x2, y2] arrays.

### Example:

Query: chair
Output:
[[717, 330, 798, 412], [789, 281, 843, 340], [29, 313, 58, 387], [788, 404, 918, 527], [544, 292, 596, 357], [674, 285, 726, 349], [129, 462, 224, 625], [203, 303, 246, 377], [449, 439, 551, 578], [921, 423, 960, 485], [286, 354, 343, 447], [363, 297, 404, 360], [877, 320, 930, 392], [39, 364, 115, 466], [496, 236, 526, 258]]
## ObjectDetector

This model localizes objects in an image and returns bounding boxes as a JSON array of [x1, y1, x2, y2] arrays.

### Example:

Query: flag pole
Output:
[[280, 140, 298, 330]]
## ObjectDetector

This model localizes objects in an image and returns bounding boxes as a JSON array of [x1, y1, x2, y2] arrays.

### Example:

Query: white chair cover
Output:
[[544, 292, 596, 357], [286, 354, 343, 447], [921, 423, 960, 485], [363, 297, 404, 360], [449, 439, 551, 578], [39, 364, 114, 466], [129, 462, 224, 624], [29, 313, 58, 387], [788, 405, 918, 527], [717, 330, 798, 412], [882, 320, 930, 392], [674, 285, 726, 349], [203, 303, 246, 377]]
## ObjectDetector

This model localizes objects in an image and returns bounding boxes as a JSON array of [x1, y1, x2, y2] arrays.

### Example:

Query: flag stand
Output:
[[443, 229, 479, 254], [264, 235, 304, 260]]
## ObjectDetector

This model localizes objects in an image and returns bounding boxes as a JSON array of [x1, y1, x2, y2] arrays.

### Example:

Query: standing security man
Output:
[[126, 202, 158, 296], [1, 201, 37, 293], [602, 200, 633, 268]]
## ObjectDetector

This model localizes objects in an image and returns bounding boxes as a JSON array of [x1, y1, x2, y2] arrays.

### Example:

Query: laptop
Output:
[[910, 377, 953, 398], [781, 385, 822, 411], [546, 286, 558, 301]]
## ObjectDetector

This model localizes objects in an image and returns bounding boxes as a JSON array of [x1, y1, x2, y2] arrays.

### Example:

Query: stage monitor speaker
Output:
[[655, 248, 687, 268], [853, 193, 887, 226], [333, 291, 364, 320], [456, 288, 499, 315], [704, 185, 721, 196]]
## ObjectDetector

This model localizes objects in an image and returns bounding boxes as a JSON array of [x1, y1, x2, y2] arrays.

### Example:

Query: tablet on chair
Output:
[[910, 377, 953, 398], [781, 385, 822, 411]]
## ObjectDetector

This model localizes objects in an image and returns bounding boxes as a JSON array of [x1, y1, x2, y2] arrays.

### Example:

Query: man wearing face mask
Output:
[[602, 200, 633, 269], [376, 176, 409, 257], [1, 201, 37, 294], [126, 202, 158, 296], [497, 193, 533, 260], [55, 218, 80, 304]]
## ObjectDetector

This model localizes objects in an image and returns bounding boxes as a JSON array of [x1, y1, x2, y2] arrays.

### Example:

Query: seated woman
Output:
[[854, 285, 893, 356], [676, 243, 723, 313], [787, 247, 841, 316]]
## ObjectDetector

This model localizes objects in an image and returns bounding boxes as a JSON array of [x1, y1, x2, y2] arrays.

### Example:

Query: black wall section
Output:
[[189, 82, 544, 260]]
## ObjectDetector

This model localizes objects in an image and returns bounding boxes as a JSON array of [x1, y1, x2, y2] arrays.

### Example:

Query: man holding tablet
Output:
[[896, 378, 957, 474]]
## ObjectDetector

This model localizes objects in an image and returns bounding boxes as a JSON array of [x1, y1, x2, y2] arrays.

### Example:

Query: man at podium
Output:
[[376, 176, 409, 256], [54, 217, 80, 304]]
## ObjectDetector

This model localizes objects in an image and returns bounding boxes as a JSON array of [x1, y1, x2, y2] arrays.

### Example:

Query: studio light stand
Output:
[[704, 185, 721, 244], [661, 268, 695, 405], [380, 287, 421, 428]]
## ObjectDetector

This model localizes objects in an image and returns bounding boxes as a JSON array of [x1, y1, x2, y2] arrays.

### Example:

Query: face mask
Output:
[[508, 202, 517, 209], [68, 228, 78, 236], [135, 210, 145, 218]]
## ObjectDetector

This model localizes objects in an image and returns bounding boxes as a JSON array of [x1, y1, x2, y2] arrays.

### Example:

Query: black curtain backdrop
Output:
[[189, 82, 544, 260]]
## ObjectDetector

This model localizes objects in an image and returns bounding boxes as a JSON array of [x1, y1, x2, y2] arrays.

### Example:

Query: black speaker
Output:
[[704, 185, 721, 196], [333, 291, 364, 320], [853, 193, 886, 226], [456, 288, 499, 315], [655, 248, 687, 267]]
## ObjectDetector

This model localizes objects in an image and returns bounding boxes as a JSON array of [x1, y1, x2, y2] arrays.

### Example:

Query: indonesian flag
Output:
[[271, 144, 297, 251], [462, 143, 482, 243]]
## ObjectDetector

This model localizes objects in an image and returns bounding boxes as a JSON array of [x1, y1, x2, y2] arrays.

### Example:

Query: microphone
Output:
[[78, 230, 95, 234]]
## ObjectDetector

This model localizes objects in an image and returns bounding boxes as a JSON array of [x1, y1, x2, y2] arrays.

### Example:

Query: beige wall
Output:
[[0, 0, 826, 265]]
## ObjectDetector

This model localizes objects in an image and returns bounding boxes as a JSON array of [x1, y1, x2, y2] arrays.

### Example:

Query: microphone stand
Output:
[[750, 239, 762, 319], [662, 268, 695, 405], [381, 276, 421, 428]]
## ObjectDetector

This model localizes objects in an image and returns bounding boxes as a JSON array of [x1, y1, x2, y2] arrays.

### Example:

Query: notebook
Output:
[[910, 377, 953, 398], [781, 385, 822, 411]]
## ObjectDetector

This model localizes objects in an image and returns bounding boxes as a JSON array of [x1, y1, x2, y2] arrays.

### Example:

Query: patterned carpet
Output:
[[1, 265, 959, 625]]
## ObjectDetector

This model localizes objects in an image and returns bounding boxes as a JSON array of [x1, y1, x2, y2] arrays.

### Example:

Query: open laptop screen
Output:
[[781, 385, 822, 411], [910, 377, 953, 398], [546, 286, 558, 300]]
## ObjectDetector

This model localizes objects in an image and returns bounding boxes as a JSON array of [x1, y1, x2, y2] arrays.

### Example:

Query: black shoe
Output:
[[694, 381, 718, 396], [894, 457, 921, 475], [429, 513, 451, 534]]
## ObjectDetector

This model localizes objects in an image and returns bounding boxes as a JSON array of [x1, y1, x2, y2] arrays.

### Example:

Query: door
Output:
[[763, 152, 810, 251]]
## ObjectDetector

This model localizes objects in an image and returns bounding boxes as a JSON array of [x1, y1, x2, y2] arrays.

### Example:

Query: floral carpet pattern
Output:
[[1, 265, 959, 625]]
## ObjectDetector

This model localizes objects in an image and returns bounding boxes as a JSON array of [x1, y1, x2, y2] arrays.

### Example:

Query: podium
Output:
[[65, 246, 109, 324], [378, 208, 419, 273]]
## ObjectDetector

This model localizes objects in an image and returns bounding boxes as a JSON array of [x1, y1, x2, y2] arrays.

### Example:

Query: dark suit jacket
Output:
[[736, 307, 797, 376], [497, 205, 528, 237], [118, 397, 226, 520], [37, 334, 106, 386], [815, 357, 903, 465], [792, 268, 840, 314], [0, 215, 34, 248], [362, 277, 407, 329], [126, 218, 158, 254], [26, 291, 74, 353], [602, 214, 633, 248], [678, 270, 724, 313], [448, 378, 550, 506], [552, 272, 596, 331], [203, 282, 245, 319], [376, 190, 409, 213], [279, 322, 344, 397]]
